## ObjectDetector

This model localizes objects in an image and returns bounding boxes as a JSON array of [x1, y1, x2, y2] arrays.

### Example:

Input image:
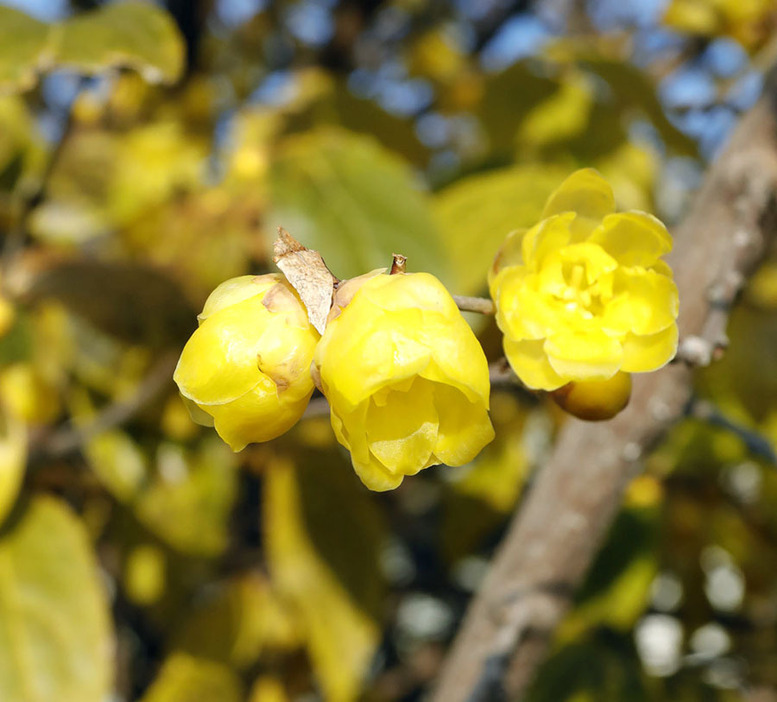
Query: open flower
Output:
[[174, 274, 319, 450], [489, 168, 679, 391], [313, 272, 494, 491]]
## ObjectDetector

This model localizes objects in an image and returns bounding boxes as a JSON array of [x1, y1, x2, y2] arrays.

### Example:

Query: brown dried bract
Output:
[[273, 228, 338, 335]]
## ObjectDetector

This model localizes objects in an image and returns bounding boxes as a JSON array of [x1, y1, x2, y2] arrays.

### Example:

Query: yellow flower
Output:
[[490, 169, 679, 391], [174, 274, 319, 451], [313, 272, 494, 491]]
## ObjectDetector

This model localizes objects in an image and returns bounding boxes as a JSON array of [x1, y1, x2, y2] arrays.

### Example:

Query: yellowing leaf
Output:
[[267, 127, 449, 284], [140, 653, 243, 702], [434, 163, 569, 294], [0, 496, 113, 702], [264, 457, 382, 702]]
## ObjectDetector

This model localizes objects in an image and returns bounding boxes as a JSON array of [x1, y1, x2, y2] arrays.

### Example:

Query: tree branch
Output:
[[432, 70, 777, 702]]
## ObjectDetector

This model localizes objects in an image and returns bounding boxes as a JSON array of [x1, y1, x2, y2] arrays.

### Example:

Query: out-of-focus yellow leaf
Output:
[[0, 496, 113, 702], [477, 63, 557, 154], [140, 652, 243, 702], [107, 121, 206, 226], [86, 430, 239, 556], [562, 509, 659, 639], [123, 187, 260, 303], [442, 393, 530, 562], [250, 675, 291, 702], [136, 439, 239, 556], [517, 74, 594, 152], [409, 29, 467, 83], [124, 543, 166, 606], [176, 573, 303, 669], [0, 362, 60, 424], [57, 1, 184, 84], [0, 410, 26, 526], [267, 127, 449, 283], [0, 8, 49, 93], [434, 163, 569, 294], [264, 456, 383, 702], [664, 0, 777, 48]]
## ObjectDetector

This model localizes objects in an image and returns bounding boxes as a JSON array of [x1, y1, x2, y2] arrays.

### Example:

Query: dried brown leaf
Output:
[[273, 228, 337, 335]]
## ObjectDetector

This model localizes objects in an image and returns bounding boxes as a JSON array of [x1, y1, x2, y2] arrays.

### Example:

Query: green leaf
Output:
[[267, 127, 450, 284], [433, 163, 570, 294], [140, 652, 243, 702], [529, 637, 649, 702], [0, 8, 49, 93], [0, 496, 113, 702]]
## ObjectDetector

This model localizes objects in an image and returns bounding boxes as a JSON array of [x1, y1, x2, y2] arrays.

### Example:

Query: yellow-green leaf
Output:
[[0, 2, 184, 94], [267, 127, 449, 284], [140, 653, 243, 702], [434, 163, 570, 294], [0, 496, 113, 702], [0, 8, 49, 93], [57, 1, 184, 84]]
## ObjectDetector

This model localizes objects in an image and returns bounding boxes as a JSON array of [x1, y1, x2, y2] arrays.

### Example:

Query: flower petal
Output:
[[621, 324, 678, 372], [433, 385, 494, 466], [208, 379, 310, 451], [366, 377, 438, 475], [541, 168, 615, 222], [504, 337, 567, 390], [489, 228, 527, 283], [522, 213, 575, 269], [588, 212, 672, 267], [545, 329, 623, 380], [174, 298, 269, 405], [198, 274, 279, 322], [602, 269, 679, 336]]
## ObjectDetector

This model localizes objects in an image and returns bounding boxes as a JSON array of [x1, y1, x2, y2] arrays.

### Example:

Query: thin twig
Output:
[[453, 295, 495, 315]]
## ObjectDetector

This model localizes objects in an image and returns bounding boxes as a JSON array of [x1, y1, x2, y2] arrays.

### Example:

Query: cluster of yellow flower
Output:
[[174, 169, 679, 491]]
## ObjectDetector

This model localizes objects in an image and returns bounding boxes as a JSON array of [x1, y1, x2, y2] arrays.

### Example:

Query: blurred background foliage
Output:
[[0, 0, 776, 700]]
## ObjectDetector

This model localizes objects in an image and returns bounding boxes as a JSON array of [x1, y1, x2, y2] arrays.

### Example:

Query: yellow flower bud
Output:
[[313, 272, 495, 491], [490, 169, 679, 393], [174, 274, 319, 451], [550, 371, 632, 421]]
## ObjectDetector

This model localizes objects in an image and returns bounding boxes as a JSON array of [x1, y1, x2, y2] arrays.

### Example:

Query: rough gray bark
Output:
[[432, 75, 777, 702]]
